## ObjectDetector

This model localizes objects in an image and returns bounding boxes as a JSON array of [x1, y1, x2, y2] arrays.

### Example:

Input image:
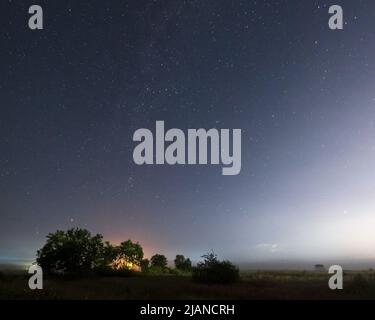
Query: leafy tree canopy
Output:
[[37, 228, 104, 274], [118, 240, 144, 265], [150, 254, 168, 269]]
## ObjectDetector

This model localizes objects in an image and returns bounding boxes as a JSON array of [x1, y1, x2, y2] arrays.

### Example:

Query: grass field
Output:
[[1, 270, 375, 300]]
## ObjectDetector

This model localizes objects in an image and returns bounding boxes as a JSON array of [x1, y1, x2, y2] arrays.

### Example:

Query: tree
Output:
[[150, 254, 168, 269], [200, 251, 218, 266], [36, 228, 104, 274], [174, 254, 192, 272], [110, 240, 144, 270], [192, 251, 239, 284], [140, 258, 150, 272], [118, 240, 144, 264], [99, 241, 118, 266]]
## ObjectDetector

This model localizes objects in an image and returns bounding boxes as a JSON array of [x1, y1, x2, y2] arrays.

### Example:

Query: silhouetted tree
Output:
[[117, 240, 144, 265], [192, 251, 239, 284], [140, 258, 150, 272], [99, 241, 118, 267], [150, 254, 168, 269], [174, 254, 192, 272], [37, 228, 104, 274], [200, 251, 218, 266]]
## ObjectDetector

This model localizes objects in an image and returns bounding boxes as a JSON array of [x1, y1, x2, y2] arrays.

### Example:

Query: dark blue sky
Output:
[[1, 0, 375, 266]]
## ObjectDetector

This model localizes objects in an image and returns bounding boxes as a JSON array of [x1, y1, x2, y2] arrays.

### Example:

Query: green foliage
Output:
[[118, 240, 144, 266], [192, 251, 239, 284], [150, 254, 168, 269], [99, 241, 118, 267], [174, 254, 192, 272], [147, 265, 167, 275], [37, 228, 104, 274], [168, 268, 187, 276], [36, 228, 148, 274], [144, 266, 189, 276]]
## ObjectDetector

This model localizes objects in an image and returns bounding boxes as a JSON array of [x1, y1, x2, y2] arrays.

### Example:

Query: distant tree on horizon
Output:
[[174, 254, 192, 272], [150, 254, 168, 269]]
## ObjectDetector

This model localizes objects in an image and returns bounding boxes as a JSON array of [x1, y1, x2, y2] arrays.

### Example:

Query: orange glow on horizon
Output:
[[105, 234, 158, 260]]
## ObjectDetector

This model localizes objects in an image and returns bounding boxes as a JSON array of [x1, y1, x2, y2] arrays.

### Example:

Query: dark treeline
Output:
[[36, 228, 239, 284]]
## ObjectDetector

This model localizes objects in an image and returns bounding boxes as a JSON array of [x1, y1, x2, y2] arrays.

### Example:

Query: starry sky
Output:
[[1, 0, 375, 268]]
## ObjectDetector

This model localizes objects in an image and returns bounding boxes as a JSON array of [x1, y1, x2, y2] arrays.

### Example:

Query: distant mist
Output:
[[236, 258, 375, 271], [0, 258, 32, 271]]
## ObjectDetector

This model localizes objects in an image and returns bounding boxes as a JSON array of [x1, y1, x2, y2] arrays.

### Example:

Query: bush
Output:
[[168, 268, 189, 276], [147, 265, 167, 275], [192, 252, 239, 284]]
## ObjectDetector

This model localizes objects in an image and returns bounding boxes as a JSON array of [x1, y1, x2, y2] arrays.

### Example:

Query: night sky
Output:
[[2, 0, 375, 267]]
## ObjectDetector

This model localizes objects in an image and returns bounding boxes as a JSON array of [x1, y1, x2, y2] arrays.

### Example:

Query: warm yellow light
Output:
[[110, 255, 140, 271]]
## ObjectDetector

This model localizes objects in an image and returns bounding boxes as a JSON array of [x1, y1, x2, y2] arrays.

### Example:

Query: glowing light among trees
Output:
[[110, 254, 141, 271]]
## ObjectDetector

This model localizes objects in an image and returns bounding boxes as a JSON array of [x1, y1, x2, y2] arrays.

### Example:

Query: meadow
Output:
[[1, 269, 375, 300]]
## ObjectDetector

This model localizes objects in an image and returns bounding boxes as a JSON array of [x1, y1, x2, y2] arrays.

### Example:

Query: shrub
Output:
[[192, 252, 239, 284], [148, 265, 167, 275], [168, 268, 186, 276]]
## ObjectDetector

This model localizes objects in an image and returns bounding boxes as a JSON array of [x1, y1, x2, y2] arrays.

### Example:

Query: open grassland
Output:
[[1, 270, 375, 300]]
